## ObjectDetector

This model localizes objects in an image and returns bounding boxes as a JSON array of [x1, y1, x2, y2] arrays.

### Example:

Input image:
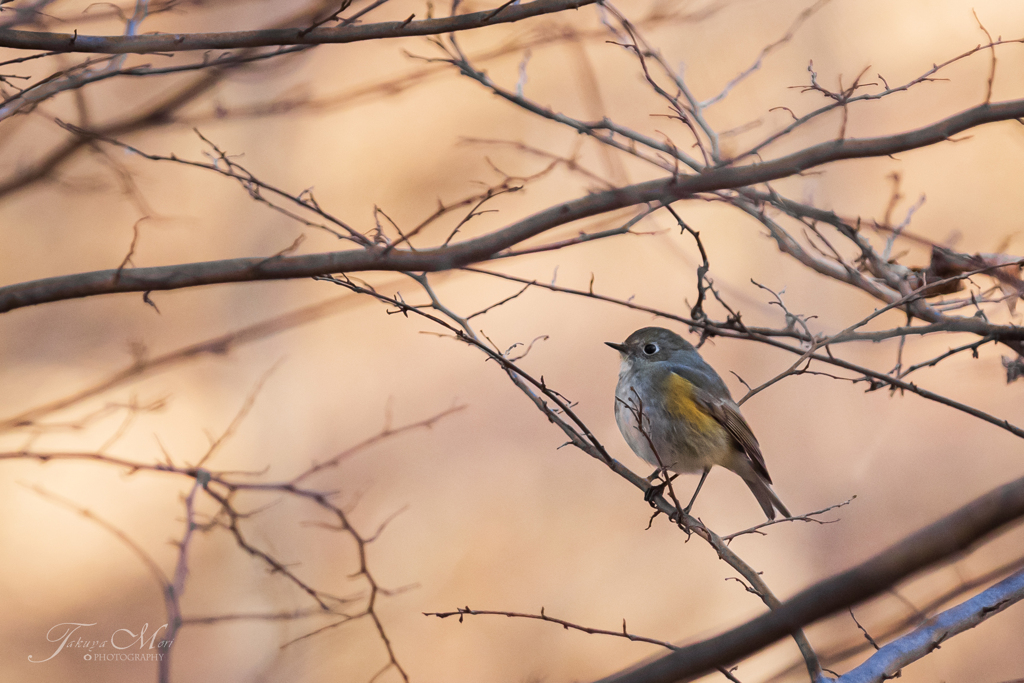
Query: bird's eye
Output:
[[643, 343, 658, 355]]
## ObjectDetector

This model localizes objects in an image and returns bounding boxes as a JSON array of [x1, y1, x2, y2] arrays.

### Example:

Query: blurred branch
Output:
[[160, 475, 202, 683], [196, 363, 280, 468], [0, 0, 597, 53], [0, 0, 155, 122], [700, 0, 832, 109], [182, 607, 326, 625], [0, 290, 373, 432], [3, 0, 179, 30], [0, 0, 62, 30], [769, 554, 1024, 682], [3, 96, 1023, 314], [0, 0, 342, 200], [27, 482, 171, 588], [27, 481, 181, 683], [1, 402, 459, 682], [597, 472, 1024, 683], [290, 404, 464, 484], [836, 568, 1024, 683]]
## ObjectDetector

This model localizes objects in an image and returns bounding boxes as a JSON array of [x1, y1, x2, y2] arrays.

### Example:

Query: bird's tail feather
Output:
[[743, 475, 791, 521]]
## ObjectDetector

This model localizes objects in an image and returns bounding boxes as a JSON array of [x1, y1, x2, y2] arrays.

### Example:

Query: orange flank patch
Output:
[[664, 373, 718, 434]]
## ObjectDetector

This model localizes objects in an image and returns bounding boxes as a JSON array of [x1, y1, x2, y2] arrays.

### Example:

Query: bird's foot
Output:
[[643, 469, 678, 503]]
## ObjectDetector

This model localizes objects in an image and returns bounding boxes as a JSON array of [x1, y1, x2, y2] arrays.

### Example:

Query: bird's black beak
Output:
[[605, 341, 628, 353]]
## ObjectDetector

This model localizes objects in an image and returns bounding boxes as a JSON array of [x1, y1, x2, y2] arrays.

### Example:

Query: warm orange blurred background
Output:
[[1, 0, 1024, 682]]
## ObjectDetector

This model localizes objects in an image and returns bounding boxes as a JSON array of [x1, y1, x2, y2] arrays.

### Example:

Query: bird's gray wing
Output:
[[691, 387, 772, 484]]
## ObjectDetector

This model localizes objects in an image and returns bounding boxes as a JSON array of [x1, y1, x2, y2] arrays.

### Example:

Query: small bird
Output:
[[606, 326, 790, 520]]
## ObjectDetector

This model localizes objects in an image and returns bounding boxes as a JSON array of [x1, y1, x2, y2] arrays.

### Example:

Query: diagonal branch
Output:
[[0, 289, 374, 432], [836, 568, 1024, 683], [596, 472, 1024, 683], [0, 0, 344, 200], [0, 0, 597, 54], [2, 97, 1023, 314]]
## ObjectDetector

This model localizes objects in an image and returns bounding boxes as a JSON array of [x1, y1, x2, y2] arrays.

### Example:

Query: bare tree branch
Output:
[[2, 96, 1022, 314], [836, 568, 1024, 683], [0, 0, 597, 54], [764, 556, 1024, 680], [0, 289, 376, 432], [0, 0, 343, 199], [597, 472, 1024, 683]]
